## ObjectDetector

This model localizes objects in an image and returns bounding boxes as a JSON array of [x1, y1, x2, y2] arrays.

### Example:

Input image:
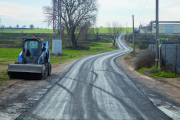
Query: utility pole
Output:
[[52, 0, 62, 54], [58, 0, 60, 39], [53, 0, 62, 39], [53, 0, 57, 39], [126, 22, 127, 32], [126, 22, 128, 41], [156, 0, 160, 69], [57, 0, 62, 40], [132, 15, 135, 54], [58, 0, 62, 39]]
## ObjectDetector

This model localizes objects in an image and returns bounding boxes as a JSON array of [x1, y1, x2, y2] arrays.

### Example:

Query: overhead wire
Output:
[[136, 0, 149, 21]]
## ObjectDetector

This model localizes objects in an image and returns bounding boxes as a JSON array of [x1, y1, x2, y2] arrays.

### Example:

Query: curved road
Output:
[[18, 34, 170, 120]]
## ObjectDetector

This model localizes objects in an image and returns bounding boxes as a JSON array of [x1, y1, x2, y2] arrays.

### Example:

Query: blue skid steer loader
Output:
[[8, 37, 51, 80]]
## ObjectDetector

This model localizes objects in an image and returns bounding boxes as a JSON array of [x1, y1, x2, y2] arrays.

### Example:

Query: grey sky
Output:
[[0, 0, 180, 28]]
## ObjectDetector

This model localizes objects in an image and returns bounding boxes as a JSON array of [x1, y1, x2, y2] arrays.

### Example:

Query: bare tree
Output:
[[95, 26, 99, 41], [43, 0, 98, 48], [0, 18, 4, 33], [29, 24, 34, 29], [16, 24, 19, 28], [0, 25, 5, 33], [21, 25, 26, 28], [108, 22, 123, 46], [79, 22, 91, 41]]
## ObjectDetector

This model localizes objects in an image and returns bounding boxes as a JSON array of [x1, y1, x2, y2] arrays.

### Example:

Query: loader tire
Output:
[[37, 64, 48, 80], [37, 74, 44, 80], [48, 63, 51, 76]]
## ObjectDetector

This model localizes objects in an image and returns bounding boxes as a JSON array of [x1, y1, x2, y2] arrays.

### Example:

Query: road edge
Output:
[[114, 55, 180, 120]]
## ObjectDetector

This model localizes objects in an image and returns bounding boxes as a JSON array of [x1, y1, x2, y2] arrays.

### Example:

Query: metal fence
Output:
[[148, 44, 180, 74]]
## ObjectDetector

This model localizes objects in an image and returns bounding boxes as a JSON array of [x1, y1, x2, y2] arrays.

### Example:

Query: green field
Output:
[[0, 42, 116, 82], [98, 27, 133, 34], [3, 29, 53, 34], [2, 27, 133, 34]]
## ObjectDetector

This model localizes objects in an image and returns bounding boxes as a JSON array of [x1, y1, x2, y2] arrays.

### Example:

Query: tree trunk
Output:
[[85, 32, 88, 41], [71, 32, 77, 48], [113, 39, 115, 46], [96, 32, 99, 41]]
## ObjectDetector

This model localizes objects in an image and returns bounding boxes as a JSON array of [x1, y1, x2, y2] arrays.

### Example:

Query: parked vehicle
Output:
[[8, 37, 51, 79]]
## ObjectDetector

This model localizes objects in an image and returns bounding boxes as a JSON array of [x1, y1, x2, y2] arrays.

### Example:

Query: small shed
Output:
[[152, 21, 180, 34]]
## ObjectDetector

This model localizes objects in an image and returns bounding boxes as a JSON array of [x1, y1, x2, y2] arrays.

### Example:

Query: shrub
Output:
[[161, 64, 173, 73], [64, 45, 90, 50], [132, 50, 155, 70], [139, 43, 148, 50], [137, 67, 146, 73], [100, 38, 112, 43]]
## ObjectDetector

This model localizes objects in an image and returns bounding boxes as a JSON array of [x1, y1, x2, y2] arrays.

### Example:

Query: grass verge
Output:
[[137, 65, 180, 78], [50, 43, 115, 65], [150, 72, 180, 78], [124, 49, 180, 78]]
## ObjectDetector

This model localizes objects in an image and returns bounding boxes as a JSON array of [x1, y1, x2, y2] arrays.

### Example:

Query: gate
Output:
[[165, 26, 173, 34]]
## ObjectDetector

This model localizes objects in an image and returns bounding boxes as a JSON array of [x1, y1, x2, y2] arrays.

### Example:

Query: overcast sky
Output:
[[0, 0, 180, 28]]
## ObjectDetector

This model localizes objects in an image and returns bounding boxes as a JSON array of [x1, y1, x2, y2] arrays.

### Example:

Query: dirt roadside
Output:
[[118, 55, 180, 104], [115, 56, 180, 119], [0, 59, 79, 120]]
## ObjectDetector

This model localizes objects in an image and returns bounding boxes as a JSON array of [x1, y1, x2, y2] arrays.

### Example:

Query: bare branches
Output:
[[43, 0, 98, 48], [0, 25, 5, 33], [0, 18, 5, 33], [29, 24, 34, 29], [43, 6, 54, 27], [108, 22, 123, 46]]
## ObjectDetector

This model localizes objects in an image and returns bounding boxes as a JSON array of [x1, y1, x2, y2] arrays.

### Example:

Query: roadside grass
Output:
[[137, 66, 157, 73], [126, 49, 180, 78], [137, 66, 180, 78], [124, 51, 136, 58], [0, 42, 116, 82], [150, 72, 180, 78], [50, 43, 115, 65], [0, 48, 22, 63], [0, 72, 9, 83], [2, 27, 133, 34], [124, 34, 180, 78], [137, 67, 147, 73]]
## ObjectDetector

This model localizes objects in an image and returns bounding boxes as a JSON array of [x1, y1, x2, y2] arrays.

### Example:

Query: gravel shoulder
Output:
[[115, 56, 180, 119], [0, 59, 79, 120]]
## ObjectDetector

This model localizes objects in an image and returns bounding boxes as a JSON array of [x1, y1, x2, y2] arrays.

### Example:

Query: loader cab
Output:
[[22, 38, 44, 64]]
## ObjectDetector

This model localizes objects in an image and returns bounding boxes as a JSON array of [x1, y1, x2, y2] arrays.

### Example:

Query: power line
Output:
[[136, 0, 149, 21]]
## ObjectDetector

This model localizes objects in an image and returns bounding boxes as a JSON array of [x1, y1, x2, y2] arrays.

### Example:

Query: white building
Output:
[[152, 21, 180, 34]]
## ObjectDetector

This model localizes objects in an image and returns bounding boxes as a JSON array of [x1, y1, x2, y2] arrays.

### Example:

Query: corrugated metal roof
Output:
[[151, 21, 180, 23]]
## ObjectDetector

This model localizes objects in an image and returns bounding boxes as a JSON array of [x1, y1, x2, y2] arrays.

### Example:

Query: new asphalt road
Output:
[[18, 34, 171, 120]]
